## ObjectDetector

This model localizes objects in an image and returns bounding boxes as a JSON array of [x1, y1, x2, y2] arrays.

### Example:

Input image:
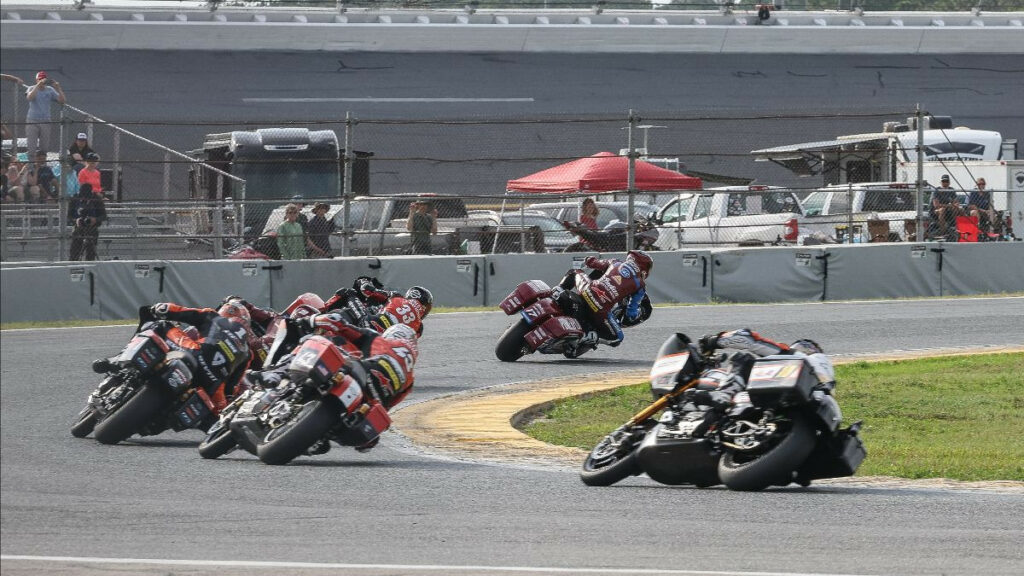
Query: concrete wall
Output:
[[3, 243, 1022, 323]]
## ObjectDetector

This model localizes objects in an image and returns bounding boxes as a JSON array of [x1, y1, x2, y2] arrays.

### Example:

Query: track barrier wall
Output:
[[3, 244, 1021, 323]]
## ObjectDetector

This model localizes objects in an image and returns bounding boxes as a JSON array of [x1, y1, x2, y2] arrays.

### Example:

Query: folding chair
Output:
[[955, 215, 980, 243]]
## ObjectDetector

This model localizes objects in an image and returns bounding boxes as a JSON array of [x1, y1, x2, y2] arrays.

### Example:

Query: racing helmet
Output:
[[625, 250, 654, 278], [217, 301, 252, 332], [404, 286, 433, 317], [382, 323, 419, 361], [789, 339, 824, 356]]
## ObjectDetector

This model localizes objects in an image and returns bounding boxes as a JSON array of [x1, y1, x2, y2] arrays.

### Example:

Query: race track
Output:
[[2, 298, 1024, 576]]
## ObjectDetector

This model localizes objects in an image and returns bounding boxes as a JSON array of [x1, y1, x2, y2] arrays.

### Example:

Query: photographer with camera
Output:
[[25, 71, 66, 159]]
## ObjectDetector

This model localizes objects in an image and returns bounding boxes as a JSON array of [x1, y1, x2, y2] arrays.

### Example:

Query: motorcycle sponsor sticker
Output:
[[242, 262, 258, 277], [795, 252, 812, 267], [619, 264, 634, 279], [749, 360, 802, 382], [682, 254, 699, 267], [572, 256, 587, 269], [456, 259, 472, 273], [649, 352, 691, 379], [134, 263, 151, 278], [911, 245, 927, 259], [69, 267, 85, 282]]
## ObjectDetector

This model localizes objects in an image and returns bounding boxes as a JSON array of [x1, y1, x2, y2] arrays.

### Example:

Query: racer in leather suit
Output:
[[321, 278, 432, 337], [554, 250, 653, 356], [94, 302, 255, 413]]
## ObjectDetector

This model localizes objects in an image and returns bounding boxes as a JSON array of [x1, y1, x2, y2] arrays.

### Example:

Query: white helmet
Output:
[[382, 323, 418, 360]]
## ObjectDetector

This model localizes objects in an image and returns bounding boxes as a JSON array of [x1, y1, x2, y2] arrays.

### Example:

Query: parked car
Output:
[[525, 200, 660, 229], [465, 209, 576, 252], [800, 182, 946, 242], [653, 186, 804, 248]]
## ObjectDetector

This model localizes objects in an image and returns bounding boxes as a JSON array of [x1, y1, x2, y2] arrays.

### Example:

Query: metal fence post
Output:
[[163, 151, 171, 202], [58, 109, 70, 260], [113, 131, 121, 200], [847, 183, 854, 244], [915, 105, 925, 241], [626, 109, 638, 252], [342, 111, 354, 258], [213, 174, 225, 259]]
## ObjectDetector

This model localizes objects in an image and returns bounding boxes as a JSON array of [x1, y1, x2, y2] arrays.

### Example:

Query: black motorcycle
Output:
[[562, 214, 660, 253], [72, 315, 248, 445]]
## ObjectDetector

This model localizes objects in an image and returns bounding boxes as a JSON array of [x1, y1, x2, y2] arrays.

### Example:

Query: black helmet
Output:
[[405, 286, 433, 317], [789, 339, 823, 355]]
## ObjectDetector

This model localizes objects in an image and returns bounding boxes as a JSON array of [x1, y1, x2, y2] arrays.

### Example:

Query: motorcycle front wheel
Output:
[[198, 422, 238, 460], [579, 425, 645, 487], [93, 382, 166, 445], [70, 408, 98, 438], [717, 414, 816, 492], [494, 319, 532, 362], [257, 400, 340, 466]]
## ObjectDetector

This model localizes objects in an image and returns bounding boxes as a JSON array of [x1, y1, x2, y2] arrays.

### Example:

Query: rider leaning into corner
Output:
[[689, 328, 837, 408], [553, 249, 654, 358], [246, 313, 419, 454], [92, 301, 256, 414], [321, 277, 433, 337]]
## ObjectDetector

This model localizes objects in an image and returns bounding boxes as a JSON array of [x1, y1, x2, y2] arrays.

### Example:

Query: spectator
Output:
[[580, 197, 599, 230], [4, 156, 28, 203], [78, 152, 103, 196], [276, 203, 305, 260], [70, 183, 106, 261], [307, 201, 334, 258], [930, 174, 962, 236], [27, 149, 58, 203], [24, 71, 66, 159], [967, 177, 996, 233], [67, 132, 94, 173], [406, 201, 435, 255]]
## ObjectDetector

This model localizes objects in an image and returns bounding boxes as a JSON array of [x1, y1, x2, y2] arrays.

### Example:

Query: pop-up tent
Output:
[[506, 151, 702, 194]]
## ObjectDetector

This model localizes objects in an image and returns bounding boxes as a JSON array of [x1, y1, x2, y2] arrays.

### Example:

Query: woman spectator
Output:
[[78, 152, 103, 196], [580, 197, 599, 230], [276, 203, 306, 260]]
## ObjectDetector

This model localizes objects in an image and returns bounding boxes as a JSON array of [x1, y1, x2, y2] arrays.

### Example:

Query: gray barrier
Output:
[[2, 244, 1023, 324]]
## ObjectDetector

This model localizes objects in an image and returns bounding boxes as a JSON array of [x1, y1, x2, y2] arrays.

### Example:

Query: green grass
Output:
[[524, 353, 1024, 482]]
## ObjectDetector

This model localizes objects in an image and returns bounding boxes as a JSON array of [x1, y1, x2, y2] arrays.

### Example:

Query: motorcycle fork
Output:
[[624, 378, 701, 428]]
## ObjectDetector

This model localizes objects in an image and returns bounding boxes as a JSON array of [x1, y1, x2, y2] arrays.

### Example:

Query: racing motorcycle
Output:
[[562, 214, 660, 253], [581, 333, 866, 490], [198, 335, 391, 465], [71, 314, 247, 445]]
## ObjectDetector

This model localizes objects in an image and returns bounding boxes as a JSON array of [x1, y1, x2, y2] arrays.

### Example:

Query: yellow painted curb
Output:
[[392, 346, 1024, 489]]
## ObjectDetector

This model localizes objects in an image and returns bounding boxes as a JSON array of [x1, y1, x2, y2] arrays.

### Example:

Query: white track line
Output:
[[243, 97, 535, 103], [0, 556, 876, 576]]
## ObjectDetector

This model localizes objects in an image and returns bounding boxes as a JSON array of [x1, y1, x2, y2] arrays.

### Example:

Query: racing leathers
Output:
[[142, 304, 253, 412], [555, 256, 649, 350], [321, 277, 426, 336]]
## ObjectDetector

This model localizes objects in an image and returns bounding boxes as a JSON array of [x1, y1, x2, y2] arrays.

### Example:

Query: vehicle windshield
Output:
[[802, 192, 827, 216], [233, 161, 339, 201]]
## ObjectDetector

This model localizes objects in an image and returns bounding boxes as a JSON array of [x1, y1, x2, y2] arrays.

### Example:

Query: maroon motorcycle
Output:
[[495, 279, 586, 361]]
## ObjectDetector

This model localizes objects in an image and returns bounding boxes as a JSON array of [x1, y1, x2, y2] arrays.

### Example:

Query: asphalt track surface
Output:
[[2, 51, 1023, 195], [3, 299, 1024, 576]]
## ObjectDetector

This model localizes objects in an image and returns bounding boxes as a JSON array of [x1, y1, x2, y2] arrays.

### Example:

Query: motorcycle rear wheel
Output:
[[579, 427, 644, 487], [717, 414, 816, 492], [93, 382, 166, 445], [495, 319, 532, 362], [257, 400, 340, 466], [70, 408, 98, 438], [198, 424, 238, 460]]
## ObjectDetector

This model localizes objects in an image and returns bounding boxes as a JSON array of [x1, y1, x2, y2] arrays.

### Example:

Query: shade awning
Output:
[[506, 151, 702, 194]]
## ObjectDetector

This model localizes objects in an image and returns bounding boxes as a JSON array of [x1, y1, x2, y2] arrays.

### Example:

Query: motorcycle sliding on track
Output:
[[581, 333, 866, 491]]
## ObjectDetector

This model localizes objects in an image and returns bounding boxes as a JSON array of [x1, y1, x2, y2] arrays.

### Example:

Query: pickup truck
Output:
[[260, 195, 468, 256], [653, 186, 803, 249], [799, 182, 942, 242]]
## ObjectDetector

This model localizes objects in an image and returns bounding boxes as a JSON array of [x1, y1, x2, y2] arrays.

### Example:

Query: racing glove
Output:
[[151, 303, 171, 319], [584, 256, 602, 269]]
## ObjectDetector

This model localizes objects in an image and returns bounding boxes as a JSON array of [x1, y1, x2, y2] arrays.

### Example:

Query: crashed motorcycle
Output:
[[199, 335, 391, 465], [581, 333, 866, 490], [71, 315, 248, 445], [562, 214, 660, 253]]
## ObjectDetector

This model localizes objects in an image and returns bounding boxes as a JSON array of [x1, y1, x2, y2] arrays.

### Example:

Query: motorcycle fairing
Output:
[[288, 336, 347, 386], [525, 315, 584, 351], [328, 374, 365, 413], [745, 356, 817, 407], [500, 280, 552, 315], [119, 330, 169, 373], [519, 298, 562, 326], [284, 292, 326, 316]]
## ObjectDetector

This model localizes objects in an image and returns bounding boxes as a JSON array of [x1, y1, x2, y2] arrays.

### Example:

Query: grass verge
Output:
[[524, 353, 1024, 482]]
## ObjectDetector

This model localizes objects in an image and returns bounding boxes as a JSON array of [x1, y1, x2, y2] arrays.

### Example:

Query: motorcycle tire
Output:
[[495, 319, 532, 362], [198, 424, 238, 460], [579, 427, 644, 487], [717, 414, 816, 492], [70, 408, 98, 438], [257, 400, 340, 466], [92, 382, 166, 445]]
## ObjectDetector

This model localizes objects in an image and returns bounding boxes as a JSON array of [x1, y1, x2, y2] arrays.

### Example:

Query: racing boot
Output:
[[306, 438, 331, 456], [91, 357, 117, 374], [355, 436, 380, 453], [563, 331, 598, 359]]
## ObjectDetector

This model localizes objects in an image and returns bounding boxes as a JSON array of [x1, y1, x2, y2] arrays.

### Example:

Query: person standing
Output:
[[25, 71, 66, 159], [307, 201, 334, 258], [276, 203, 306, 260], [406, 201, 435, 255], [967, 177, 997, 233], [70, 183, 106, 261], [580, 197, 599, 230]]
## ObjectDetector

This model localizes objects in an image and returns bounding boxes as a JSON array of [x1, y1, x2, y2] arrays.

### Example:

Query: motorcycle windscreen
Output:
[[284, 292, 326, 316], [649, 333, 699, 398], [500, 280, 551, 315], [745, 356, 817, 406], [119, 330, 169, 372]]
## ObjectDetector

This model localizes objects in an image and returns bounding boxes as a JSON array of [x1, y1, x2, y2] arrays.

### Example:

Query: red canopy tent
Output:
[[506, 151, 702, 194]]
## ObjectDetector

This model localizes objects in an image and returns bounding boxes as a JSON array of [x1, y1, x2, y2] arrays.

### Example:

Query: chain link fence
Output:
[[3, 95, 1021, 262]]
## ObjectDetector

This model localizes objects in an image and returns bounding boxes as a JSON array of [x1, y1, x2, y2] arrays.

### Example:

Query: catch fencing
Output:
[[3, 96, 1022, 262]]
